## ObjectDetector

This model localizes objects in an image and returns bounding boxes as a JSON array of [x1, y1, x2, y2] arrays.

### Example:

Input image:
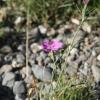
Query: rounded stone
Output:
[[0, 45, 12, 54], [13, 81, 26, 94], [0, 64, 12, 75], [32, 65, 52, 82], [2, 72, 15, 88]]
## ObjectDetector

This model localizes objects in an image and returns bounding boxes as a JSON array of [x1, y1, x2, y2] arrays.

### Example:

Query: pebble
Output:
[[30, 43, 42, 53], [32, 65, 52, 82], [70, 48, 78, 55], [71, 18, 80, 25], [24, 75, 33, 84], [17, 44, 25, 52], [13, 81, 26, 94], [44, 57, 51, 65], [82, 22, 91, 33], [14, 16, 24, 25], [4, 53, 13, 63], [38, 25, 47, 34], [66, 63, 78, 76], [0, 45, 12, 54], [16, 53, 25, 65], [97, 55, 100, 61], [2, 72, 15, 88], [92, 64, 100, 83], [47, 28, 55, 36], [39, 51, 47, 60], [36, 56, 43, 66], [57, 27, 65, 34], [0, 64, 12, 75], [29, 28, 38, 38], [12, 53, 25, 68]]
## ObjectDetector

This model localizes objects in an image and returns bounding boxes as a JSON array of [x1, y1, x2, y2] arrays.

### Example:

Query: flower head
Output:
[[42, 39, 64, 52], [83, 0, 89, 5]]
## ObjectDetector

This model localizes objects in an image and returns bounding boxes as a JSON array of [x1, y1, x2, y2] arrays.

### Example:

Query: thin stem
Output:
[[26, 0, 30, 77]]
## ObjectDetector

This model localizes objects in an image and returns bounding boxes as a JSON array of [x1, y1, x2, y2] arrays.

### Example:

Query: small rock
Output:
[[2, 72, 15, 88], [17, 44, 25, 52], [36, 56, 43, 65], [66, 62, 78, 76], [38, 25, 47, 34], [15, 95, 23, 100], [15, 94, 26, 100], [29, 54, 36, 66], [32, 65, 52, 82], [30, 43, 42, 53], [44, 57, 51, 65], [47, 28, 55, 36], [16, 53, 25, 65], [92, 64, 100, 83], [12, 53, 25, 68], [82, 22, 91, 33], [57, 27, 65, 34], [79, 63, 88, 76], [39, 51, 47, 60], [0, 64, 12, 75], [14, 16, 24, 25], [29, 28, 38, 37], [24, 75, 33, 84], [0, 45, 12, 54], [70, 48, 78, 55], [71, 18, 80, 25], [4, 53, 13, 63], [97, 55, 100, 61], [20, 66, 32, 77], [13, 81, 26, 94]]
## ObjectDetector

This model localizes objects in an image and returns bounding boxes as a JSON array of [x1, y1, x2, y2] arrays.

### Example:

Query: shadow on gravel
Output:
[[0, 84, 15, 100]]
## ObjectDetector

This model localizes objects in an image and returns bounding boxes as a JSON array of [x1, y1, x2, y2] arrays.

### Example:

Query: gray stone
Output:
[[24, 75, 33, 84], [82, 22, 91, 33], [36, 56, 43, 65], [4, 54, 13, 63], [0, 45, 12, 54], [70, 48, 78, 55], [32, 65, 52, 82], [15, 94, 26, 100], [14, 16, 24, 25], [66, 62, 78, 76], [13, 81, 26, 94], [17, 44, 25, 52], [30, 43, 42, 53], [71, 18, 80, 25], [38, 25, 47, 34], [12, 53, 25, 68], [0, 64, 12, 75], [47, 28, 55, 36], [44, 57, 51, 65], [39, 51, 47, 60], [16, 53, 25, 64], [57, 27, 65, 34], [97, 54, 100, 61], [92, 64, 100, 83], [2, 72, 15, 88], [29, 28, 38, 37]]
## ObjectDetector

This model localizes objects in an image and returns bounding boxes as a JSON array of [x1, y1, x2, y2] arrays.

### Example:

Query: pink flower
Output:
[[42, 39, 64, 52], [83, 0, 89, 5]]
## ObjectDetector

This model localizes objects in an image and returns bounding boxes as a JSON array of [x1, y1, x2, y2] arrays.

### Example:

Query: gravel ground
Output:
[[0, 21, 100, 100]]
